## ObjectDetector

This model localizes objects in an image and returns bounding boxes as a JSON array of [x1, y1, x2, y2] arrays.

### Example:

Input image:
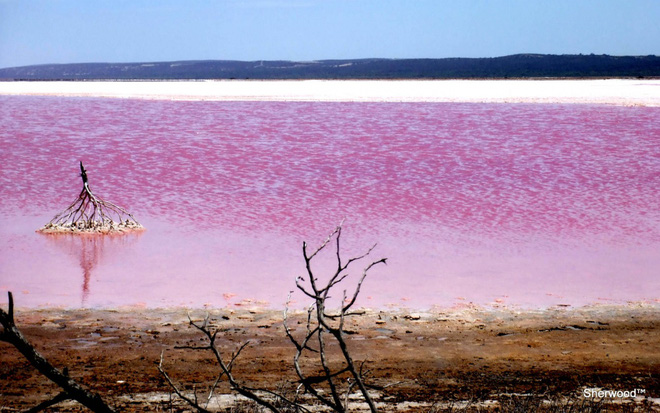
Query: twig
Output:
[[159, 314, 285, 413], [289, 223, 386, 413], [157, 351, 212, 413]]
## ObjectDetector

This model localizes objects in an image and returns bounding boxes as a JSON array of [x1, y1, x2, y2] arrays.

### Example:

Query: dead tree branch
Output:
[[158, 313, 300, 413], [284, 223, 387, 413], [157, 351, 213, 413], [159, 223, 386, 413], [0, 291, 116, 413], [40, 162, 142, 234]]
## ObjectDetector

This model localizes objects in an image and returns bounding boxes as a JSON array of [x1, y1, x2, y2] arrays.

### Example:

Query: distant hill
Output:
[[1, 54, 658, 80]]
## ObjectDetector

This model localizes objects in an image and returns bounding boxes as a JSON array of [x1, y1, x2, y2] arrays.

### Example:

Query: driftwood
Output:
[[40, 162, 142, 234], [0, 292, 116, 413]]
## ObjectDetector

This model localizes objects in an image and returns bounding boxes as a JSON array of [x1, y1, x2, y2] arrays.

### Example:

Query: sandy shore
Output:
[[1, 79, 659, 105], [1, 304, 658, 411]]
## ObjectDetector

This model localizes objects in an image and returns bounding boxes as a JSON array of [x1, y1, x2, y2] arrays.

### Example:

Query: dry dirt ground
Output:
[[1, 304, 659, 412]]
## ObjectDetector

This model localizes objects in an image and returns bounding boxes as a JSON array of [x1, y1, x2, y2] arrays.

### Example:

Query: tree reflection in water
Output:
[[41, 233, 143, 305]]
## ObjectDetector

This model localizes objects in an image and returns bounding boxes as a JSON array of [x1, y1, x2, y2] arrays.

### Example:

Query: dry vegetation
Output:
[[39, 162, 142, 234]]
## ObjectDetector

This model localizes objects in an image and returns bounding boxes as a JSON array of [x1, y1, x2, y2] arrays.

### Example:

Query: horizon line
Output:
[[2, 53, 659, 71]]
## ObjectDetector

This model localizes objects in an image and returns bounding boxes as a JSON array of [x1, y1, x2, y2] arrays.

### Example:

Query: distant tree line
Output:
[[1, 54, 659, 80]]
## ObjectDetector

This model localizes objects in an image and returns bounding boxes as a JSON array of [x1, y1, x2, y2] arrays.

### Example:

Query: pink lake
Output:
[[0, 96, 658, 309]]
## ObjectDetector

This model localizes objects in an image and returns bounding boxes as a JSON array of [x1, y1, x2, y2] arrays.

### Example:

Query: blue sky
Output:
[[1, 0, 659, 68]]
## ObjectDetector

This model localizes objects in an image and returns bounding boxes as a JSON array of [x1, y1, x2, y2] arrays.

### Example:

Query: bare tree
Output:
[[159, 223, 386, 412], [0, 291, 116, 413], [40, 162, 142, 233], [284, 223, 386, 413]]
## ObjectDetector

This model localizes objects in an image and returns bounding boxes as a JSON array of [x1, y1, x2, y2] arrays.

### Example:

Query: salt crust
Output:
[[1, 79, 658, 106], [39, 221, 144, 234]]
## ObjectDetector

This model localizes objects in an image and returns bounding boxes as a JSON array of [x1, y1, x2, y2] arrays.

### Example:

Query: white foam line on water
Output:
[[0, 79, 658, 106]]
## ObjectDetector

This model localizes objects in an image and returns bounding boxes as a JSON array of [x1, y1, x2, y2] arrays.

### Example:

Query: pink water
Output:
[[1, 96, 658, 309]]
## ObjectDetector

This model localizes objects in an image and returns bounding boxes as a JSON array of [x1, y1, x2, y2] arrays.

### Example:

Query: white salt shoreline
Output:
[[0, 79, 658, 106]]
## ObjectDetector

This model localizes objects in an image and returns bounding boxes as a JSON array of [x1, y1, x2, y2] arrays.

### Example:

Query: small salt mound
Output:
[[40, 220, 143, 234]]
